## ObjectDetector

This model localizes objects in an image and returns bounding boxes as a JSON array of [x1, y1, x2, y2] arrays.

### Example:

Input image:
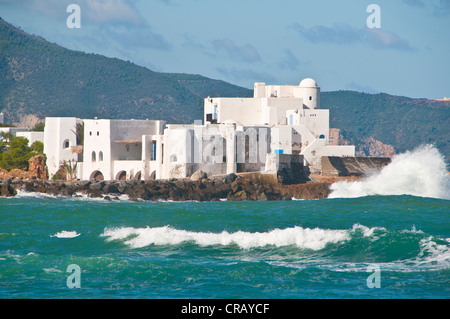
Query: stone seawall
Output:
[[321, 156, 391, 176], [0, 172, 344, 201]]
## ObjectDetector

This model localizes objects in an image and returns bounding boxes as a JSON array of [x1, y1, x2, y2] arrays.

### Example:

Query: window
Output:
[[170, 154, 177, 162], [92, 151, 96, 162], [99, 151, 103, 162], [63, 139, 70, 149], [89, 131, 92, 136], [97, 131, 99, 136], [319, 134, 325, 139], [309, 96, 312, 100], [152, 141, 157, 161]]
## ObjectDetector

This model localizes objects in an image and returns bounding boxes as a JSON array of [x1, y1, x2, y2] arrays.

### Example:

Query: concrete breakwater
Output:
[[0, 173, 336, 201]]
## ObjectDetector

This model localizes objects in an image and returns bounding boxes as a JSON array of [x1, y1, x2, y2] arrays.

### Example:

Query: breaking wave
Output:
[[101, 224, 450, 272], [101, 225, 352, 250], [328, 144, 450, 200], [51, 230, 80, 238]]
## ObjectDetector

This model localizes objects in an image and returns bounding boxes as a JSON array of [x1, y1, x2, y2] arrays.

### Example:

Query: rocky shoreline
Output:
[[0, 173, 359, 201]]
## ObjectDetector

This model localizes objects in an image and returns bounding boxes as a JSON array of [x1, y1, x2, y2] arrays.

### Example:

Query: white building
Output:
[[81, 119, 165, 181], [0, 127, 31, 141], [42, 78, 355, 181], [43, 117, 81, 179], [203, 78, 354, 167]]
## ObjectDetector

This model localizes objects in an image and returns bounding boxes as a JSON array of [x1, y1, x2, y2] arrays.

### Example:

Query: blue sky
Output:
[[1, 0, 449, 99]]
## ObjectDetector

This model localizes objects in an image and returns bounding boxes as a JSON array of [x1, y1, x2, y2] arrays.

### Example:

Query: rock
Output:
[[221, 173, 237, 184], [118, 181, 131, 193], [0, 184, 16, 197], [28, 154, 48, 180], [88, 191, 103, 198], [126, 184, 151, 201], [229, 190, 249, 201], [230, 177, 250, 194], [89, 181, 105, 191], [103, 182, 119, 194], [190, 170, 207, 181], [76, 180, 91, 189]]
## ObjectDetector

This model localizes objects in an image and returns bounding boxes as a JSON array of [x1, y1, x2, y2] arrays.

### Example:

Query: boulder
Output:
[[126, 184, 151, 201], [190, 170, 207, 181], [0, 183, 16, 197], [221, 173, 237, 184]]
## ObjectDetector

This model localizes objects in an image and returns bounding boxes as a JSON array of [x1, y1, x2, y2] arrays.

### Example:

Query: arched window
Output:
[[319, 134, 325, 139], [63, 139, 70, 149], [92, 151, 96, 162], [99, 151, 103, 162]]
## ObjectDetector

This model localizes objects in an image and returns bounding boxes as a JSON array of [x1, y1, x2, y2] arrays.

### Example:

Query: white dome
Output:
[[299, 78, 317, 88]]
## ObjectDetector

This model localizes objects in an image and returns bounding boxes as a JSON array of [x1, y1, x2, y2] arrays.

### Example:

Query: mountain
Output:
[[1, 17, 448, 163], [321, 91, 449, 162], [0, 18, 251, 125]]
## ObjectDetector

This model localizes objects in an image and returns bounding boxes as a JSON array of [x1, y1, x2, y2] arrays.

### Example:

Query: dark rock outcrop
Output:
[[0, 171, 338, 201]]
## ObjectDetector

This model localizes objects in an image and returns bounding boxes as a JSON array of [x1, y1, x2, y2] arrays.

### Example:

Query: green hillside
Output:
[[1, 17, 448, 163], [321, 91, 449, 161], [0, 18, 250, 125]]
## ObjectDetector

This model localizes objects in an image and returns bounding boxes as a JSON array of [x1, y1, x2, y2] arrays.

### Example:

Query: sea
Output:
[[0, 144, 449, 300]]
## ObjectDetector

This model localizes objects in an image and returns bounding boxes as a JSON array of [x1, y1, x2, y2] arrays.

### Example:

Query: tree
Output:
[[30, 141, 44, 154], [72, 122, 84, 145], [62, 160, 77, 180], [32, 122, 45, 132], [0, 136, 37, 171]]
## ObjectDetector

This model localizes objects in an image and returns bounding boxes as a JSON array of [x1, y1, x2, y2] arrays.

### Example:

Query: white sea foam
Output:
[[328, 144, 450, 200], [14, 190, 59, 199], [52, 230, 80, 238], [101, 225, 351, 250]]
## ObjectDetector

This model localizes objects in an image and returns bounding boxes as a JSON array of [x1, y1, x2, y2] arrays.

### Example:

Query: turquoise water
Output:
[[1, 194, 449, 299]]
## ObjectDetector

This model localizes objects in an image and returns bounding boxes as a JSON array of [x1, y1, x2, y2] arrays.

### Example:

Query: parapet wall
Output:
[[321, 156, 391, 176]]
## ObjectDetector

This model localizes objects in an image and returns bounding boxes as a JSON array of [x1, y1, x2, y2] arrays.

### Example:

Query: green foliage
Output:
[[0, 18, 250, 125], [0, 136, 37, 171], [72, 122, 84, 145], [62, 160, 77, 180], [32, 122, 45, 131], [321, 91, 450, 162], [30, 141, 43, 154]]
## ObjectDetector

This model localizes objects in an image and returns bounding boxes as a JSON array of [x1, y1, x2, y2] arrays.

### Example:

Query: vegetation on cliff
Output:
[[0, 135, 43, 171]]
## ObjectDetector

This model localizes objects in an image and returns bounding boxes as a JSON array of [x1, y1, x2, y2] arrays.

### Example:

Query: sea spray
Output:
[[328, 144, 450, 199]]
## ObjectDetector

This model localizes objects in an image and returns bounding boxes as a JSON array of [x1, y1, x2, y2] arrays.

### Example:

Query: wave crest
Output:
[[101, 225, 352, 250], [328, 144, 450, 200]]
